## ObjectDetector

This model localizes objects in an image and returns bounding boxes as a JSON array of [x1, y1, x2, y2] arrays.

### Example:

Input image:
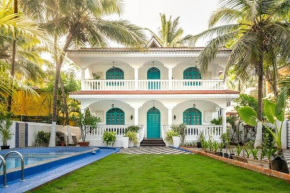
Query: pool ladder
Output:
[[0, 151, 25, 188]]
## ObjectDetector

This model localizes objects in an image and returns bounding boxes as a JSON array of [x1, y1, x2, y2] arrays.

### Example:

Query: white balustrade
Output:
[[172, 80, 224, 90], [87, 124, 144, 137], [163, 125, 223, 142], [83, 79, 224, 91], [138, 80, 169, 90], [83, 80, 135, 90]]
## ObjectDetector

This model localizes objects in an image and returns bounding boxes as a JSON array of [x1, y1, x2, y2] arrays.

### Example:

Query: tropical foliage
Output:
[[146, 13, 191, 47], [189, 0, 290, 120]]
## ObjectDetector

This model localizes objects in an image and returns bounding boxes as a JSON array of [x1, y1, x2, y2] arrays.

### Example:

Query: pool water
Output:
[[6, 155, 60, 169]]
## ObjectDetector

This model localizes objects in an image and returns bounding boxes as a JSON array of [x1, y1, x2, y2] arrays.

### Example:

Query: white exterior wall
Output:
[[172, 100, 219, 125], [2, 122, 81, 148]]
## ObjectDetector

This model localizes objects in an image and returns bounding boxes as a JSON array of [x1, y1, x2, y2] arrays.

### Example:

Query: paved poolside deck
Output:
[[0, 148, 119, 193]]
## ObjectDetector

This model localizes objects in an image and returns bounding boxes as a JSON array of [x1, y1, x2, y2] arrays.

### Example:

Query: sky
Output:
[[109, 0, 220, 46]]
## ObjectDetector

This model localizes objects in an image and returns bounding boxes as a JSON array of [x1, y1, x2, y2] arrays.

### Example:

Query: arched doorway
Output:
[[106, 67, 124, 86], [183, 108, 202, 125], [106, 108, 125, 125], [147, 107, 161, 138], [147, 67, 160, 90]]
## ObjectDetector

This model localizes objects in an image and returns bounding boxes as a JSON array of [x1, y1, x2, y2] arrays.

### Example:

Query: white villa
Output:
[[68, 37, 240, 147]]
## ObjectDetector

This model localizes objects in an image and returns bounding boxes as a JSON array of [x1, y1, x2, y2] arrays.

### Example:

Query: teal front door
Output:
[[147, 67, 160, 90], [147, 107, 161, 138]]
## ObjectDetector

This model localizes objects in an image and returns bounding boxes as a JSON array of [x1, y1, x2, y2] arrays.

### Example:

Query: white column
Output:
[[134, 68, 139, 90], [221, 108, 227, 133], [168, 67, 173, 90], [134, 107, 139, 125], [81, 68, 86, 90], [168, 107, 173, 126]]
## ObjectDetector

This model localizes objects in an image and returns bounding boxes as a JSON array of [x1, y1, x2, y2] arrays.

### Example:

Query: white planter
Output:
[[129, 141, 134, 147], [173, 136, 180, 148], [123, 137, 129, 148]]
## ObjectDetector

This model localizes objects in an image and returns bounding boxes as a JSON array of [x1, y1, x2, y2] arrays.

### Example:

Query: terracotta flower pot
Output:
[[78, 142, 90, 146]]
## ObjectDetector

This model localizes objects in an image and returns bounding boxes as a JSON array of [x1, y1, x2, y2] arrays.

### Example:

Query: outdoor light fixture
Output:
[[112, 104, 114, 108], [130, 115, 133, 120], [152, 100, 156, 110], [193, 104, 196, 108], [173, 115, 176, 120]]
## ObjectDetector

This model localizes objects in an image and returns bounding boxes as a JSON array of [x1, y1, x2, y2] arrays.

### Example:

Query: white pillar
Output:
[[134, 107, 139, 125], [134, 68, 139, 90], [81, 68, 86, 90], [168, 108, 173, 126], [221, 108, 227, 133], [168, 67, 172, 90]]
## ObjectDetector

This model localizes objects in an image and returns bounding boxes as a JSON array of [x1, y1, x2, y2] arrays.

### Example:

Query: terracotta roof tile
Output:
[[70, 90, 240, 95]]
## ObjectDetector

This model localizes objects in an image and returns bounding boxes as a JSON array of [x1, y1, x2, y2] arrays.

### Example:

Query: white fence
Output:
[[86, 124, 144, 147], [162, 125, 223, 145], [287, 121, 290, 149], [83, 79, 225, 91]]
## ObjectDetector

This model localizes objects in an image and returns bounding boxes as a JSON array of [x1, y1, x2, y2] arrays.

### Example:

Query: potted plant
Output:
[[238, 88, 290, 173], [213, 141, 219, 155], [232, 144, 247, 163], [246, 147, 270, 169], [263, 143, 277, 169], [0, 113, 13, 150], [102, 131, 116, 146], [73, 108, 101, 146], [201, 140, 208, 151], [124, 131, 138, 147], [165, 130, 179, 147], [171, 124, 186, 146], [197, 132, 205, 148], [218, 142, 224, 156]]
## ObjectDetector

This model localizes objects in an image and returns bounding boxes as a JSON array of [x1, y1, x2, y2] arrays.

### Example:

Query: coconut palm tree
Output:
[[146, 13, 192, 47], [20, 0, 147, 146], [189, 0, 290, 120]]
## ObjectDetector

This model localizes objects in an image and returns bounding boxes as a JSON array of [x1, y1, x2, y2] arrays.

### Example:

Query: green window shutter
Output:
[[106, 108, 125, 125], [183, 108, 202, 125]]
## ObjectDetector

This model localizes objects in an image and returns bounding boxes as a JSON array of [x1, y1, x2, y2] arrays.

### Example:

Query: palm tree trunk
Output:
[[59, 76, 73, 144], [257, 55, 264, 121], [7, 0, 18, 112], [49, 33, 73, 147]]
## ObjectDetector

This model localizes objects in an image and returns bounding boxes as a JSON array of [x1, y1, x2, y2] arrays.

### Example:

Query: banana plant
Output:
[[238, 88, 287, 153]]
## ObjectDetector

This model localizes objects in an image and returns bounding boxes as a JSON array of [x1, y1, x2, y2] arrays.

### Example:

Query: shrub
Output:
[[127, 126, 140, 133], [102, 131, 116, 145], [171, 123, 186, 145], [35, 131, 50, 146], [124, 131, 138, 145], [165, 130, 179, 143]]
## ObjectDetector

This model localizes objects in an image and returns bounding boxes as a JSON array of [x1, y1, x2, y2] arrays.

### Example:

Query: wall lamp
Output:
[[130, 115, 133, 120], [173, 115, 176, 120]]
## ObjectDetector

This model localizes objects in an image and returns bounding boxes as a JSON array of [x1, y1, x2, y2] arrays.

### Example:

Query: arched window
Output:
[[106, 67, 124, 79], [183, 108, 202, 125], [183, 67, 201, 79], [106, 108, 125, 125]]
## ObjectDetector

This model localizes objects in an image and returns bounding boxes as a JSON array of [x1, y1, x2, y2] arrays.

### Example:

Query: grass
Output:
[[32, 154, 290, 193]]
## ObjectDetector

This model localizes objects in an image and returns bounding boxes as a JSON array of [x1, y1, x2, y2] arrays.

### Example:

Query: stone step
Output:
[[140, 139, 166, 146]]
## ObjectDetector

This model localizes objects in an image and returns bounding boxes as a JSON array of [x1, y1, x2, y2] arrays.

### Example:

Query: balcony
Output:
[[82, 79, 225, 91]]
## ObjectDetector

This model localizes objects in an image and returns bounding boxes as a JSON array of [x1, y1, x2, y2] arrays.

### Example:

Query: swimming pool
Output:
[[0, 147, 95, 170]]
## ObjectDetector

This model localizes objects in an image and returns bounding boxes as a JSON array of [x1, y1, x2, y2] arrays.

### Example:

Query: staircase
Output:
[[140, 139, 166, 146]]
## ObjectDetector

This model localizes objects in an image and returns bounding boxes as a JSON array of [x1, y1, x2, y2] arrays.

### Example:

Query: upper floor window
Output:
[[183, 108, 202, 125], [183, 67, 201, 79], [147, 67, 160, 79], [106, 108, 125, 125], [106, 67, 124, 79]]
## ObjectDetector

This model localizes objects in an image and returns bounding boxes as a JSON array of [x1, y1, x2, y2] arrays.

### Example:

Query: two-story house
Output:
[[68, 37, 239, 147]]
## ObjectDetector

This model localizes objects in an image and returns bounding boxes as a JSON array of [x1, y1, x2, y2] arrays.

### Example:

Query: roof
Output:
[[70, 90, 240, 95], [147, 36, 163, 48], [68, 47, 231, 53]]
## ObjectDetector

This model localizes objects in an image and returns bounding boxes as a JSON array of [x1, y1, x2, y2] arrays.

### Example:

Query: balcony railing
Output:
[[83, 79, 225, 91]]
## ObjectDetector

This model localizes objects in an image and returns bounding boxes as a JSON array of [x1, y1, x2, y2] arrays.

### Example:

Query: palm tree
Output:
[[20, 0, 146, 147], [146, 13, 192, 47], [189, 0, 290, 120]]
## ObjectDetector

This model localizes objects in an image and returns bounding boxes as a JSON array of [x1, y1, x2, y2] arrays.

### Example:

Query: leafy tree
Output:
[[234, 94, 258, 113], [146, 13, 192, 47], [189, 0, 290, 121]]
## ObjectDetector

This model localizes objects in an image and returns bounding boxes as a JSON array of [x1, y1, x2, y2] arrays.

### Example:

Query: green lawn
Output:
[[32, 154, 290, 193]]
